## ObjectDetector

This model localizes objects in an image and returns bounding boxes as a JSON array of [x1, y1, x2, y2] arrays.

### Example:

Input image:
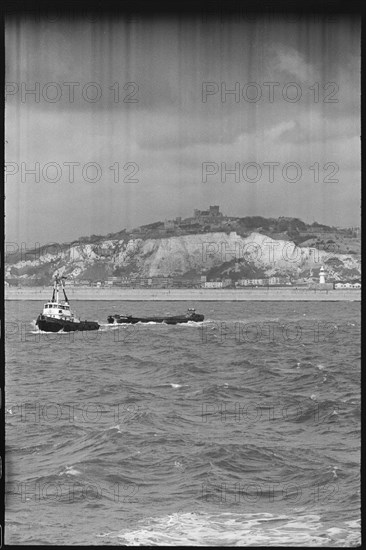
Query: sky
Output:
[[5, 12, 361, 246]]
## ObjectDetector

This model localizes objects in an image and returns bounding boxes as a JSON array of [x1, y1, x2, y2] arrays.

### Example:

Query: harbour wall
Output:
[[4, 287, 361, 301]]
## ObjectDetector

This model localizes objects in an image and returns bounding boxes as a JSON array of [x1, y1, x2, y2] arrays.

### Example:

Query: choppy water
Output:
[[5, 300, 361, 546]]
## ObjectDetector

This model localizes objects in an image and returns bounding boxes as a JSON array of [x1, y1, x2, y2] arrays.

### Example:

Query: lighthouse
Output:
[[319, 266, 326, 285]]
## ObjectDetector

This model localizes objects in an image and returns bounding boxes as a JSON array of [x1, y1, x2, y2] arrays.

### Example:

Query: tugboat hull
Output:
[[107, 314, 204, 325], [36, 315, 99, 332]]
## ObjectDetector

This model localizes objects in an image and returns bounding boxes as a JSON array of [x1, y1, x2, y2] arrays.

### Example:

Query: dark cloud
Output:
[[5, 14, 360, 243]]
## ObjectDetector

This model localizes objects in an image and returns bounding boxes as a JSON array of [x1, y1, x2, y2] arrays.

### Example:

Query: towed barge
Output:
[[107, 307, 204, 325]]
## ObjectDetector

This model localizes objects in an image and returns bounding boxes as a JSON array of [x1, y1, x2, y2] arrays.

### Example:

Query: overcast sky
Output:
[[5, 13, 360, 245]]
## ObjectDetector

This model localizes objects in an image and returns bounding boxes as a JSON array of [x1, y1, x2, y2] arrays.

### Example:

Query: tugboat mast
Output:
[[51, 272, 63, 304], [51, 276, 58, 302], [61, 277, 69, 304], [52, 273, 66, 304]]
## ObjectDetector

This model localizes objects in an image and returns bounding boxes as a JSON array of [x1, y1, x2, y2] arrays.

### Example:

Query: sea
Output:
[[5, 300, 361, 546]]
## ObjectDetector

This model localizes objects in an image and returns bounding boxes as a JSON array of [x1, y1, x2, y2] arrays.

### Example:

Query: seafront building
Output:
[[334, 282, 361, 289]]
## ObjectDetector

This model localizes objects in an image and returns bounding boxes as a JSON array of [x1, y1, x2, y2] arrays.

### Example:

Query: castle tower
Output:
[[319, 266, 326, 285]]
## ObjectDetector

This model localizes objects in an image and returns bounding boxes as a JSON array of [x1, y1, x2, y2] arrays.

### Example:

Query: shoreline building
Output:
[[319, 266, 326, 285], [308, 266, 333, 290]]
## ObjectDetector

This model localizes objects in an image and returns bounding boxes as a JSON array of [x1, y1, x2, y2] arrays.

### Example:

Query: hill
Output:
[[5, 214, 361, 286]]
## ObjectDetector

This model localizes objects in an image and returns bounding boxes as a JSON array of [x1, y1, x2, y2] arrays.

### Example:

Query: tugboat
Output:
[[107, 307, 204, 325], [36, 274, 100, 332]]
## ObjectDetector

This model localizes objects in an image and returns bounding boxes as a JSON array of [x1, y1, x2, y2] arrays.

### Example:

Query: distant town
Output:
[[51, 275, 359, 291], [5, 206, 361, 290]]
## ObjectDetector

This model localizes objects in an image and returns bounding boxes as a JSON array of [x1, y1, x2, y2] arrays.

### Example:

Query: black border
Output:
[[1, 1, 363, 548]]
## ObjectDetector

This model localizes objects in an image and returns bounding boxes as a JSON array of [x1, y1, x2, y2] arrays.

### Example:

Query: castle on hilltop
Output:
[[194, 205, 222, 221], [163, 205, 225, 232]]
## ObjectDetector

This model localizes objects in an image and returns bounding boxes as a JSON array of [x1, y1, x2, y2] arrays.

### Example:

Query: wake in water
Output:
[[100, 511, 361, 546]]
